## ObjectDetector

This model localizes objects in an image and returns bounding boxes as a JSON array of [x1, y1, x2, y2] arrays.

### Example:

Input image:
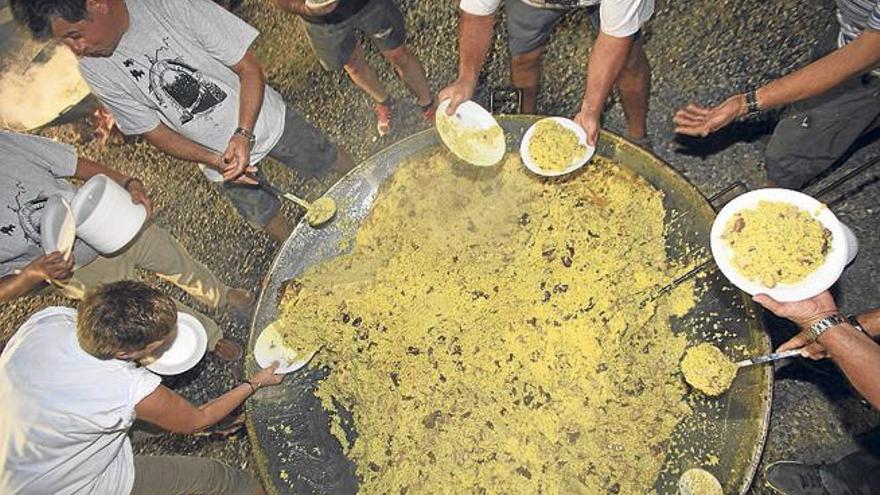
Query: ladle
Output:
[[246, 173, 337, 227], [735, 348, 802, 368]]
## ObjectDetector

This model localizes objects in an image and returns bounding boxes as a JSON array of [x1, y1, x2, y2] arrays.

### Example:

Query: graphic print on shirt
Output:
[[6, 182, 46, 246], [126, 40, 228, 125]]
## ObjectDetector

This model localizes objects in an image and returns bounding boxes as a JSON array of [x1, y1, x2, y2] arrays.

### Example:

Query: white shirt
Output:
[[460, 0, 654, 38], [0, 307, 161, 495]]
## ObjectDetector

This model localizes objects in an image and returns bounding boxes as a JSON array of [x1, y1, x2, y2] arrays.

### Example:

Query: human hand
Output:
[[573, 105, 601, 147], [776, 331, 827, 360], [437, 77, 477, 116], [673, 95, 747, 137], [753, 292, 840, 359], [305, 0, 338, 16], [752, 291, 839, 329], [249, 361, 286, 388], [216, 151, 257, 185], [25, 251, 75, 282], [221, 135, 255, 183], [124, 179, 153, 219]]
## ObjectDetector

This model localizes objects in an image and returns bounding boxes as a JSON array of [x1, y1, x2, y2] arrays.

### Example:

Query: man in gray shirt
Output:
[[674, 0, 880, 190], [0, 131, 249, 361], [11, 0, 352, 243]]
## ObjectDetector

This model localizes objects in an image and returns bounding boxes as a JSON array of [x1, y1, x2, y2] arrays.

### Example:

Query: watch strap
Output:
[[744, 89, 760, 117], [807, 313, 846, 342], [233, 127, 256, 147]]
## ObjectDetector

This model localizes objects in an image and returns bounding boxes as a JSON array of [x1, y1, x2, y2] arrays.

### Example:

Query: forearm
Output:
[[232, 51, 266, 133], [753, 30, 880, 112], [457, 12, 495, 84], [0, 272, 44, 302], [188, 383, 253, 432], [580, 32, 633, 117], [73, 157, 129, 184], [143, 123, 220, 169], [819, 323, 880, 408]]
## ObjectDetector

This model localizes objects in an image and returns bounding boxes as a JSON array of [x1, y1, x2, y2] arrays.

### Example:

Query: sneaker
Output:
[[765, 461, 830, 495], [374, 100, 393, 137]]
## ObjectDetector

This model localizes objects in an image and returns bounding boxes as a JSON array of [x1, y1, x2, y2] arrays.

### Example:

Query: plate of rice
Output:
[[710, 188, 858, 302], [520, 117, 594, 177]]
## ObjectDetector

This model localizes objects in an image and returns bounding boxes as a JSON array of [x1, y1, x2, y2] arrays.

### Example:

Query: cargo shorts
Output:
[[765, 27, 880, 189], [302, 0, 407, 71], [506, 0, 642, 56], [222, 105, 339, 227]]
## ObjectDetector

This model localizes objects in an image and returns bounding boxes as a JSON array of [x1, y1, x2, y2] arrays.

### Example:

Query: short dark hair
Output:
[[10, 0, 88, 40], [77, 281, 177, 360]]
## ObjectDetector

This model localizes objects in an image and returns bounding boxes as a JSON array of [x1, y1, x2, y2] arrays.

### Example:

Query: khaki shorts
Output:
[[129, 455, 257, 495], [303, 0, 407, 71]]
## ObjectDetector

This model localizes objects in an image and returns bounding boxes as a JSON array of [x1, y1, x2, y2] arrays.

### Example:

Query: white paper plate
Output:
[[305, 0, 337, 6], [254, 320, 319, 374], [710, 188, 856, 302], [520, 117, 595, 177], [435, 99, 505, 166], [41, 194, 76, 258], [146, 312, 208, 376]]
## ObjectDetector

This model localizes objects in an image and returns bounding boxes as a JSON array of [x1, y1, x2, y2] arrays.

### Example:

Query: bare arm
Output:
[[675, 29, 880, 137], [437, 11, 496, 114], [818, 323, 880, 408], [229, 50, 265, 137], [574, 32, 634, 145], [754, 292, 880, 409], [142, 122, 222, 169], [219, 50, 265, 183], [135, 363, 282, 434]]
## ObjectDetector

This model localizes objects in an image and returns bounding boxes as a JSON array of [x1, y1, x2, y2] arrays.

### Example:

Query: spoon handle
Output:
[[245, 173, 313, 210], [736, 348, 803, 368]]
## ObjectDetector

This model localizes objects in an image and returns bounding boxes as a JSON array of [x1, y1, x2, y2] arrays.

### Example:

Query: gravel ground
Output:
[[2, 0, 880, 492]]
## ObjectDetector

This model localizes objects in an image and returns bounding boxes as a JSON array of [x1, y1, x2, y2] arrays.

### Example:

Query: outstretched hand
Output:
[[673, 95, 747, 138], [752, 291, 840, 360]]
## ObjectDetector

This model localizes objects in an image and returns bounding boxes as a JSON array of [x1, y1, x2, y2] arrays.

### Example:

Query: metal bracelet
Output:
[[745, 89, 760, 115], [807, 314, 846, 342], [233, 127, 256, 147]]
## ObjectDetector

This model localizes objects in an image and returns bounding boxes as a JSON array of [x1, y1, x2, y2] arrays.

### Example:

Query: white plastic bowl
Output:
[[710, 188, 858, 302], [520, 117, 595, 177], [254, 320, 319, 374], [146, 312, 208, 376], [435, 99, 506, 166], [71, 174, 146, 254], [41, 194, 76, 258]]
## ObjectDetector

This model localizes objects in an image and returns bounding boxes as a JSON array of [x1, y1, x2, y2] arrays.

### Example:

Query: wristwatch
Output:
[[807, 313, 846, 342], [743, 89, 761, 118], [233, 127, 256, 148]]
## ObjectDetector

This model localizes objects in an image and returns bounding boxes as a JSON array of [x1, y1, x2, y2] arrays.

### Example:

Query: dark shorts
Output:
[[303, 0, 407, 71], [765, 27, 880, 189], [506, 0, 641, 56], [222, 105, 339, 227]]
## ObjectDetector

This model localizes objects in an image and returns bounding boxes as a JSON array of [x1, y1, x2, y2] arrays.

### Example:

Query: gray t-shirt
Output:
[[0, 132, 99, 278], [836, 0, 880, 47], [78, 0, 286, 165]]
